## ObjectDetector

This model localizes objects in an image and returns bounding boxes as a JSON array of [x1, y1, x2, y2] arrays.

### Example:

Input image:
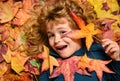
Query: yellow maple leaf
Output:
[[87, 0, 119, 19], [37, 45, 59, 74]]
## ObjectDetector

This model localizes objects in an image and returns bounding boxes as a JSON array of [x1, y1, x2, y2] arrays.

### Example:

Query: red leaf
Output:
[[50, 56, 90, 81]]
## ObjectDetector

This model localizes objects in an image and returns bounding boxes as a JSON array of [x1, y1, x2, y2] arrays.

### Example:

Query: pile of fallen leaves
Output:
[[0, 0, 120, 81], [0, 0, 44, 81]]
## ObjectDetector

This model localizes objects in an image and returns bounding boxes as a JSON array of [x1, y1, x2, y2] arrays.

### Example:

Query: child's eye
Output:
[[48, 34, 54, 38], [60, 31, 67, 34]]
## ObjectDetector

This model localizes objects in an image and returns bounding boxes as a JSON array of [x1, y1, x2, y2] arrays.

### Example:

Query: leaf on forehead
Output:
[[37, 45, 59, 74]]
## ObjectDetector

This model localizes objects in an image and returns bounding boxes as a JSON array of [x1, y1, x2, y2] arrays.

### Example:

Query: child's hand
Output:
[[102, 39, 120, 61]]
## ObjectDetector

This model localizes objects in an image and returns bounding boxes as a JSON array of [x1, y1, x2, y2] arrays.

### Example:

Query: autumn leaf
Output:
[[2, 48, 12, 63], [69, 9, 85, 29], [0, 54, 4, 63], [78, 54, 114, 81], [24, 59, 40, 75], [50, 56, 90, 81], [88, 59, 115, 81], [102, 18, 116, 39], [0, 0, 21, 23], [0, 2, 14, 23], [0, 24, 11, 41], [78, 54, 91, 70], [37, 45, 59, 74], [0, 42, 8, 55], [64, 11, 103, 50], [64, 22, 102, 50], [87, 0, 119, 19], [12, 0, 35, 26], [11, 52, 29, 74], [101, 1, 110, 11], [1, 72, 33, 81], [0, 62, 8, 76]]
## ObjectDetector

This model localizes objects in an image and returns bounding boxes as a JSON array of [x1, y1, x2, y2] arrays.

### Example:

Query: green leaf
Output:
[[30, 59, 40, 69]]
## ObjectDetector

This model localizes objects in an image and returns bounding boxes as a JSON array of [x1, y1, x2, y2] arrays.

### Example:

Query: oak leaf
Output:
[[37, 45, 59, 74]]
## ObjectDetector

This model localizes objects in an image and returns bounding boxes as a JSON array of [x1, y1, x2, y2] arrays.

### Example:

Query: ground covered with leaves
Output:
[[0, 0, 120, 81]]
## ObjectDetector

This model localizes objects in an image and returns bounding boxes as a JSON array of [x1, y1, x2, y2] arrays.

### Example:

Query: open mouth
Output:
[[56, 45, 67, 50]]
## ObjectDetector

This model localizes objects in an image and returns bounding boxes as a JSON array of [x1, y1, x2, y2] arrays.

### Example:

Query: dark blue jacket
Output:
[[39, 43, 120, 81]]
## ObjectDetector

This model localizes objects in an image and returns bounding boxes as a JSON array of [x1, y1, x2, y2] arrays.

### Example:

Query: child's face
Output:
[[46, 18, 81, 58]]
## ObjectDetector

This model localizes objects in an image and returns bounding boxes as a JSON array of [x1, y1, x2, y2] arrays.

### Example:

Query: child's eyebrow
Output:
[[47, 32, 52, 34]]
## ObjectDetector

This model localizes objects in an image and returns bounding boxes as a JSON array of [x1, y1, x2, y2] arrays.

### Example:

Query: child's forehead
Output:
[[47, 18, 70, 28]]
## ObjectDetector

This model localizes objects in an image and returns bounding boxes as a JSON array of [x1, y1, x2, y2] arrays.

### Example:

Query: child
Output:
[[36, 0, 120, 81]]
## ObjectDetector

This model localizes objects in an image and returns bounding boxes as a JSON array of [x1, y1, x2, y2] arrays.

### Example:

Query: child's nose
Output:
[[55, 35, 61, 44]]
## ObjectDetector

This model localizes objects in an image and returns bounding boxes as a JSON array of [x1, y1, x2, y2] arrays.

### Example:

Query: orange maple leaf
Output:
[[88, 59, 115, 81], [37, 45, 59, 74], [78, 54, 114, 81], [64, 10, 102, 50], [78, 54, 91, 70]]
